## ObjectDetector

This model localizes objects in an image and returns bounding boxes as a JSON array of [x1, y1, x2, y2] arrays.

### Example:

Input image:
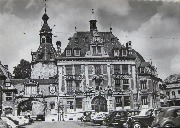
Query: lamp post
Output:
[[0, 86, 2, 117]]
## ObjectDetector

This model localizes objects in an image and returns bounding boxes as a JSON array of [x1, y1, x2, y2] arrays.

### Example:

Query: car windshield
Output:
[[138, 109, 151, 116]]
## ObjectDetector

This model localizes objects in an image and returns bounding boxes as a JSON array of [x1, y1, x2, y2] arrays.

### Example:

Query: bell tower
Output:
[[39, 3, 52, 44]]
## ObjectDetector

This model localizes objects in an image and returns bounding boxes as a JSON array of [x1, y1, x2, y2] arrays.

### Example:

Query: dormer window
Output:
[[114, 50, 119, 56], [74, 49, 80, 56], [91, 45, 102, 55], [66, 50, 72, 56], [122, 49, 127, 56], [140, 68, 145, 74]]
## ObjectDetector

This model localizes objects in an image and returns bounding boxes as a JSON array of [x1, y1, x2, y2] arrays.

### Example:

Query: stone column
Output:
[[131, 65, 136, 91], [107, 64, 111, 87], [58, 65, 63, 94], [85, 65, 89, 89]]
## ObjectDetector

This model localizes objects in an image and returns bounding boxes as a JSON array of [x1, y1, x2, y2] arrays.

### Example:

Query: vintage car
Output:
[[123, 108, 155, 128], [0, 118, 9, 128], [151, 106, 180, 128], [104, 110, 129, 127], [91, 112, 109, 125]]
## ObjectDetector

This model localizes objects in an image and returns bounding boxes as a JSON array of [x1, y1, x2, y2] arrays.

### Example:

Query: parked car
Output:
[[81, 110, 95, 122], [1, 116, 19, 128], [104, 110, 129, 127], [0, 118, 9, 128], [123, 108, 154, 128], [91, 112, 109, 125], [152, 106, 180, 128]]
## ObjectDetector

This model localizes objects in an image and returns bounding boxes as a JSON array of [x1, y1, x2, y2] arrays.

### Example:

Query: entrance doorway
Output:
[[91, 96, 107, 112]]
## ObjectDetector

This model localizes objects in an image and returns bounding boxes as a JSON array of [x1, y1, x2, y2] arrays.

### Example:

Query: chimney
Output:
[[126, 41, 132, 54]]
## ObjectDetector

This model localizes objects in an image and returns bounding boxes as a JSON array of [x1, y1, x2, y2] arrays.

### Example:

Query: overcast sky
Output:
[[0, 0, 180, 80]]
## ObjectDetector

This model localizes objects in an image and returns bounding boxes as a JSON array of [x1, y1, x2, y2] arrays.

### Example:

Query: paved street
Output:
[[25, 121, 113, 128]]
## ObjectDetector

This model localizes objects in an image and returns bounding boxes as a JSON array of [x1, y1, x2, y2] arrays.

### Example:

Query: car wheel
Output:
[[102, 120, 106, 126], [133, 122, 142, 128], [163, 123, 174, 127]]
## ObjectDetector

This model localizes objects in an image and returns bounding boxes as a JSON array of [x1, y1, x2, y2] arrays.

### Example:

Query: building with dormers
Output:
[[8, 9, 162, 119]]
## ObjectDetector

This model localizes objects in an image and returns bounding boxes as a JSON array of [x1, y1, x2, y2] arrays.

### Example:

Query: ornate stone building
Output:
[[163, 74, 180, 106], [6, 9, 162, 119]]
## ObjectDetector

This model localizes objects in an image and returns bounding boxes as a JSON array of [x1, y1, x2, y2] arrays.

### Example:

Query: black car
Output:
[[152, 106, 180, 128], [104, 110, 129, 127], [123, 108, 154, 128]]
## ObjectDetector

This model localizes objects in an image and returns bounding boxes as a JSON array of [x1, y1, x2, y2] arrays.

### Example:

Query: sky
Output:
[[0, 0, 180, 80]]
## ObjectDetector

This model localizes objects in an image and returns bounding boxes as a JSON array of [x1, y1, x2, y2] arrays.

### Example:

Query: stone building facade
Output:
[[163, 74, 180, 106], [3, 9, 162, 119]]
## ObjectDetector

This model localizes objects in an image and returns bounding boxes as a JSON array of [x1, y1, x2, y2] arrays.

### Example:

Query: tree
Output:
[[13, 59, 31, 79]]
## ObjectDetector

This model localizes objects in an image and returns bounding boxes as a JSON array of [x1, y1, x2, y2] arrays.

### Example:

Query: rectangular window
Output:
[[66, 65, 73, 75], [114, 65, 121, 74], [66, 50, 71, 56], [178, 90, 180, 94], [141, 96, 148, 105], [74, 65, 81, 75], [5, 92, 13, 101], [123, 79, 129, 84], [114, 50, 119, 56], [122, 65, 128, 74], [74, 50, 80, 56], [76, 98, 82, 109], [97, 46, 101, 53], [140, 80, 147, 89], [75, 82, 80, 91], [94, 65, 101, 75], [115, 97, 122, 107], [140, 68, 145, 73], [124, 96, 130, 106], [92, 46, 96, 54], [115, 79, 121, 91], [122, 49, 127, 56], [67, 101, 73, 109], [67, 81, 73, 94]]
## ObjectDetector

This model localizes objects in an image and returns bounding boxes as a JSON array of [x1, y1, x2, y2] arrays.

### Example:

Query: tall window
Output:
[[76, 98, 82, 109], [74, 65, 81, 75], [115, 97, 122, 107], [115, 79, 121, 91], [123, 79, 129, 90], [66, 65, 73, 75], [140, 80, 147, 90], [140, 68, 145, 73], [92, 46, 96, 54], [124, 96, 130, 106], [5, 92, 13, 101], [94, 65, 101, 75], [141, 96, 148, 105], [97, 46, 101, 53], [67, 81, 73, 94], [67, 101, 73, 109], [75, 82, 80, 91], [114, 65, 121, 74], [122, 65, 128, 74]]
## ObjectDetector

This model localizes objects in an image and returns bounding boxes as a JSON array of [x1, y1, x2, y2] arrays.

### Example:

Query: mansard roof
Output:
[[60, 31, 125, 57]]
